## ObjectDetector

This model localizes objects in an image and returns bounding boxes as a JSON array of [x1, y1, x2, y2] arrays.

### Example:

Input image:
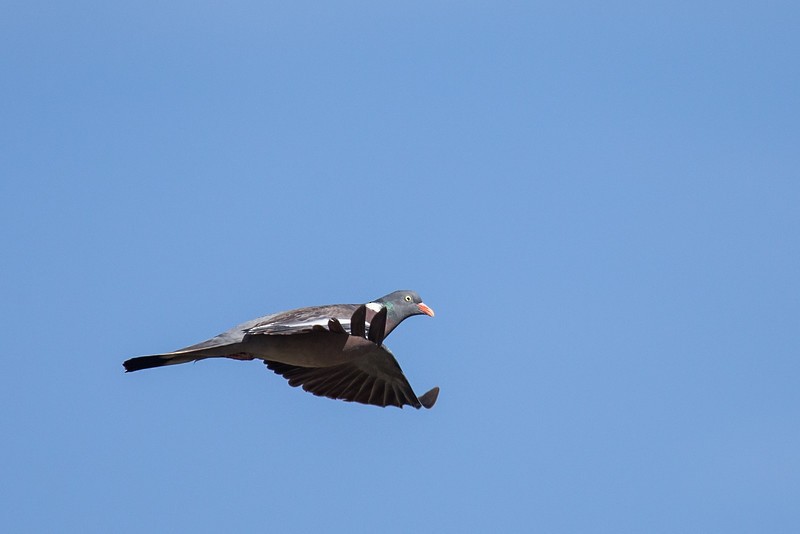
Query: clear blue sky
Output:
[[2, 2, 798, 532]]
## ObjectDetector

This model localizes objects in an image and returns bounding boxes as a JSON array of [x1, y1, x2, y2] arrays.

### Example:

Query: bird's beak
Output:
[[417, 302, 435, 317]]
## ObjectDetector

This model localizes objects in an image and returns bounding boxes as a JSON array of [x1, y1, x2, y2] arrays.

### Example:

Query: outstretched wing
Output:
[[245, 303, 389, 341], [245, 304, 364, 336], [264, 344, 438, 409]]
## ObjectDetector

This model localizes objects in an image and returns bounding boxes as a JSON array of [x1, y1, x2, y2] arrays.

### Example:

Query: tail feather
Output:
[[123, 353, 196, 372]]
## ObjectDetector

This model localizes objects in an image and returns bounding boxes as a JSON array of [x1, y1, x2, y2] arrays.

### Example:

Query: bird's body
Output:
[[123, 290, 439, 409]]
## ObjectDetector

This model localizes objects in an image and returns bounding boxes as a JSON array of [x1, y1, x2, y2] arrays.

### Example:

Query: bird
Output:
[[123, 290, 439, 409]]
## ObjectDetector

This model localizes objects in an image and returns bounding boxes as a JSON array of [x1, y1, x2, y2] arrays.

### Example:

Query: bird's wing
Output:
[[244, 304, 362, 336], [166, 303, 383, 355], [264, 344, 438, 409]]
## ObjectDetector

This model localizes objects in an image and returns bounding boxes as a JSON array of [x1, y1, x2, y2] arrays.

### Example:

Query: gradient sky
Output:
[[2, 2, 799, 532]]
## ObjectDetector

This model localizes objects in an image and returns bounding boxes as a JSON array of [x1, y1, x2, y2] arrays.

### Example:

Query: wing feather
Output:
[[263, 345, 433, 409]]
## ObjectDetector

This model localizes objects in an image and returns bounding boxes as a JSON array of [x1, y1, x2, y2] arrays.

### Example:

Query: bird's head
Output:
[[372, 290, 434, 319]]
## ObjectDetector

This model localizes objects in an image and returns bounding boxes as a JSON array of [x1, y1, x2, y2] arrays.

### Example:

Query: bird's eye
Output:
[[404, 295, 412, 302]]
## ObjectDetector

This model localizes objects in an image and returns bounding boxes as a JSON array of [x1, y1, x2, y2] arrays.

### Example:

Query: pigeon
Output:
[[123, 290, 439, 409]]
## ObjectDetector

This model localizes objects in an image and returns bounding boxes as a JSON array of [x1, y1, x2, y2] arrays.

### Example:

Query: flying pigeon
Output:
[[123, 290, 439, 409]]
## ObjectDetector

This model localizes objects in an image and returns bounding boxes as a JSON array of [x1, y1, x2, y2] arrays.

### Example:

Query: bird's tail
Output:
[[123, 352, 202, 372]]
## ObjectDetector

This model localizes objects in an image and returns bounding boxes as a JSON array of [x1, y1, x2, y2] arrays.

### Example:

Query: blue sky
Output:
[[2, 2, 798, 532]]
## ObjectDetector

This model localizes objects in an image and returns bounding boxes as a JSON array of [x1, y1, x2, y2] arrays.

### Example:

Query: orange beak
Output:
[[417, 302, 435, 317]]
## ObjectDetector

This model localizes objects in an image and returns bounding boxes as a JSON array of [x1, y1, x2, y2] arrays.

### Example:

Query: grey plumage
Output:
[[123, 290, 438, 409]]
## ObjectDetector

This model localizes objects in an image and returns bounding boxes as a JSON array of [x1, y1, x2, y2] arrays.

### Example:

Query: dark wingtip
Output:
[[351, 305, 367, 338], [328, 318, 347, 334], [418, 386, 440, 409], [368, 307, 387, 345]]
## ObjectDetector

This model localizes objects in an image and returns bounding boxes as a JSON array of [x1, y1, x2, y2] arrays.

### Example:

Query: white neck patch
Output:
[[366, 302, 384, 313]]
